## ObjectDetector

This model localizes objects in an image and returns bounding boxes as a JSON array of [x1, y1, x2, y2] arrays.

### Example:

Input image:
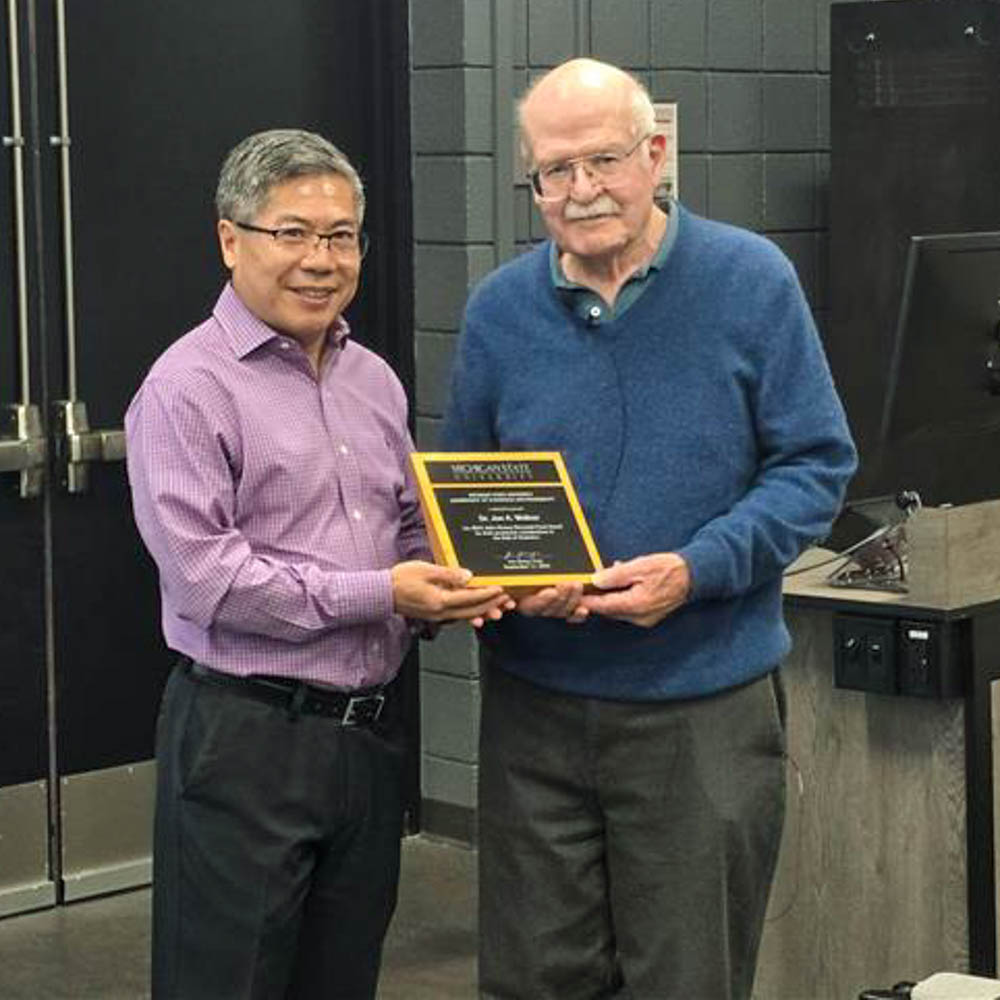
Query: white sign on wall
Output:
[[652, 101, 679, 204]]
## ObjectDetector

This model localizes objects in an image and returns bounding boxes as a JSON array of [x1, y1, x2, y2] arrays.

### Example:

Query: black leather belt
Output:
[[182, 658, 388, 726]]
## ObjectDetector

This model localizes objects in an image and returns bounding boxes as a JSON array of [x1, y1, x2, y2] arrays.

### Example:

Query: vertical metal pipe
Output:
[[52, 0, 77, 400], [5, 0, 31, 404], [491, 0, 515, 266]]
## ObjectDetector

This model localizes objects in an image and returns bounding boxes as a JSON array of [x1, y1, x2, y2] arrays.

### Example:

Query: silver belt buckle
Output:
[[343, 693, 385, 726]]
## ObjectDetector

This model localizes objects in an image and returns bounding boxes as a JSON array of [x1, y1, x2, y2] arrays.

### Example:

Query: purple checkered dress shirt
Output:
[[125, 283, 430, 688]]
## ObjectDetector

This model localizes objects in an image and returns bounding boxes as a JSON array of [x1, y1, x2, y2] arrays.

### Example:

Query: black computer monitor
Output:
[[871, 231, 1000, 507]]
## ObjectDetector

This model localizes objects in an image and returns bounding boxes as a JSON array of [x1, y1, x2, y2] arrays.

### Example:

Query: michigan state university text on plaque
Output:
[[410, 452, 603, 590]]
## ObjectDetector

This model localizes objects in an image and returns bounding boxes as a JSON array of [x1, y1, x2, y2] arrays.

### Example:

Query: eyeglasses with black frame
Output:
[[234, 221, 370, 258], [529, 132, 653, 201]]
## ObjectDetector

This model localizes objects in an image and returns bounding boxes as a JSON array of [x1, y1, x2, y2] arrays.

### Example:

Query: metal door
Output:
[[0, 0, 415, 915]]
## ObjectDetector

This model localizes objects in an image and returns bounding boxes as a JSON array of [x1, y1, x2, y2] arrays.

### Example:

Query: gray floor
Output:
[[0, 835, 477, 1000]]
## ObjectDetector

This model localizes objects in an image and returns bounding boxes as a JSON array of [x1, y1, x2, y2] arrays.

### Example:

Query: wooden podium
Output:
[[756, 499, 1000, 996]]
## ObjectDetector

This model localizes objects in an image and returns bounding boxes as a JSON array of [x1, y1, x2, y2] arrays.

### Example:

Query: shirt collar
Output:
[[212, 282, 351, 360]]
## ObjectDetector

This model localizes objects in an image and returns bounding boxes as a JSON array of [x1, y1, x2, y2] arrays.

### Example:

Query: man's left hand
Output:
[[579, 553, 691, 628]]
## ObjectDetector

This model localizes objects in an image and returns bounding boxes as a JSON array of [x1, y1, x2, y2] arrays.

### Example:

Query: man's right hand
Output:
[[391, 561, 513, 624], [516, 582, 589, 624]]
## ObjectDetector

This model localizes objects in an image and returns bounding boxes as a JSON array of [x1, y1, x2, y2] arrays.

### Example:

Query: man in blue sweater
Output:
[[443, 58, 857, 999]]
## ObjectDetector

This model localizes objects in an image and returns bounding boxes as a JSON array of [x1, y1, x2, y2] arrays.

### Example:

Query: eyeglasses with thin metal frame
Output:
[[529, 132, 653, 201], [234, 221, 370, 258]]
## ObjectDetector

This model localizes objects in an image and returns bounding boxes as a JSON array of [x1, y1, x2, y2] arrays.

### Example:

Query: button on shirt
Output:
[[552, 199, 679, 323], [125, 283, 430, 688]]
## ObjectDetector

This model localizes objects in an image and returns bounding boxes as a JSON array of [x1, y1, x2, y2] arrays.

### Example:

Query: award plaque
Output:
[[410, 451, 603, 590]]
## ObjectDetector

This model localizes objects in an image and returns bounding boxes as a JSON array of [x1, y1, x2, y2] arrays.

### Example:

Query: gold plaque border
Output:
[[410, 451, 604, 588]]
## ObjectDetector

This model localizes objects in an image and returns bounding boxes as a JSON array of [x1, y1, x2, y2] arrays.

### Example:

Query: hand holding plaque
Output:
[[410, 452, 603, 593]]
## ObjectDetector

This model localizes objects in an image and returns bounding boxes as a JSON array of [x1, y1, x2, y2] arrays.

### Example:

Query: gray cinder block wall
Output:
[[410, 0, 846, 841]]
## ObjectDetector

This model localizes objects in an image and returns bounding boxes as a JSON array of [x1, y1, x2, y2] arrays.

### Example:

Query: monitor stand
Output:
[[823, 491, 922, 594], [826, 522, 910, 593]]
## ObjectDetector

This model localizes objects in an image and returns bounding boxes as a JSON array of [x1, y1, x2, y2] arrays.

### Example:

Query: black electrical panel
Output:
[[833, 613, 968, 697]]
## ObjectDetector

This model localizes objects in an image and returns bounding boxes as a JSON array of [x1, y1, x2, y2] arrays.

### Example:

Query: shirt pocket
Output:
[[349, 427, 407, 518]]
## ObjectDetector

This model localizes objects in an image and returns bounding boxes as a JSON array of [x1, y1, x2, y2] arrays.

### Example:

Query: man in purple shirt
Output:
[[126, 129, 508, 1000]]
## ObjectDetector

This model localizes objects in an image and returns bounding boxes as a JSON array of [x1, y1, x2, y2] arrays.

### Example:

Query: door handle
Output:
[[2, 0, 40, 502], [67, 427, 125, 463], [54, 400, 125, 494], [51, 0, 83, 404], [0, 403, 46, 497]]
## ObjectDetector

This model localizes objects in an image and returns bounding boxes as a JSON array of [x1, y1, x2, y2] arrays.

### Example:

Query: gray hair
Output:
[[517, 62, 656, 166], [215, 128, 365, 224]]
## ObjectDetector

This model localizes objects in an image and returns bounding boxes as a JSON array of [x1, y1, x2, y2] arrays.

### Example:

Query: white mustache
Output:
[[563, 195, 620, 220]]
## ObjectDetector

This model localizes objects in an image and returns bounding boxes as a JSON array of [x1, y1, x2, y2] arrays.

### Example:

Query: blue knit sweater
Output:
[[442, 205, 857, 700]]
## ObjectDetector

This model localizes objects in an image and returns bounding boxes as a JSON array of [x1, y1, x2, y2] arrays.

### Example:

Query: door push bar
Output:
[[0, 403, 46, 498], [53, 400, 125, 495], [0, 401, 126, 498]]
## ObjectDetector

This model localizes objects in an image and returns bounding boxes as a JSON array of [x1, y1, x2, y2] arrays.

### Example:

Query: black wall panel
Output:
[[1, 0, 416, 787], [829, 0, 1000, 502]]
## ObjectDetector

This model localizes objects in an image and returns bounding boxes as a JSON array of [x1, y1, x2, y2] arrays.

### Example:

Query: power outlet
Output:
[[834, 615, 897, 694], [897, 619, 966, 698], [898, 622, 937, 696]]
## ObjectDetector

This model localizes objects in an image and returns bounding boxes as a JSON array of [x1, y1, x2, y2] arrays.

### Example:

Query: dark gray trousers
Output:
[[478, 659, 786, 1000], [152, 664, 406, 1000]]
